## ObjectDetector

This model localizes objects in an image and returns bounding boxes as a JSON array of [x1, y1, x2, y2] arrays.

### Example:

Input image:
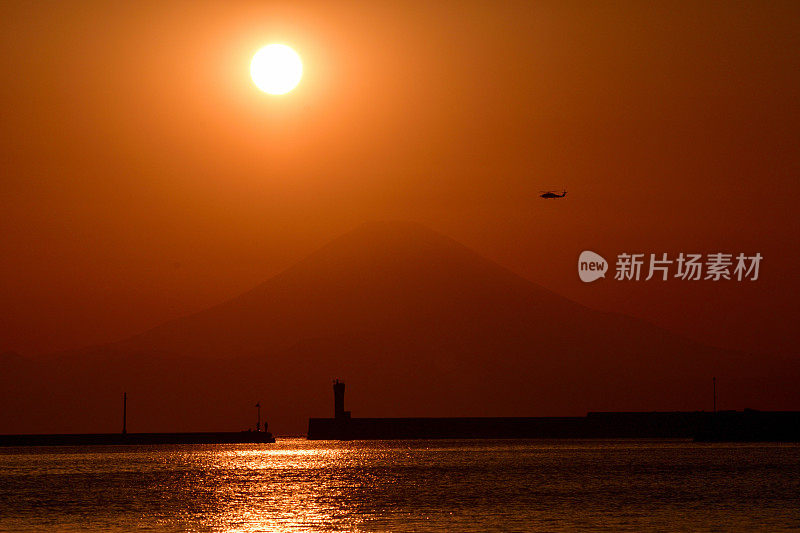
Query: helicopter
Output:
[[539, 189, 567, 199]]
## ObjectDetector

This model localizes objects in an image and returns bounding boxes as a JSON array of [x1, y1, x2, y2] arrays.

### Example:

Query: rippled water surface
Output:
[[0, 439, 798, 532]]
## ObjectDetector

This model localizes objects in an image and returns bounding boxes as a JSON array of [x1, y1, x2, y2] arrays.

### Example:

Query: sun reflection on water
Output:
[[156, 440, 391, 532]]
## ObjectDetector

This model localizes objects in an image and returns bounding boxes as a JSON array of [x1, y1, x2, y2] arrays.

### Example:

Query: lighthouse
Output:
[[333, 380, 350, 420]]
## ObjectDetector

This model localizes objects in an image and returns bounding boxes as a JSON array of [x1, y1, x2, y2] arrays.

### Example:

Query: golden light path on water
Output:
[[205, 448, 360, 531], [163, 445, 365, 532], [152, 440, 414, 532]]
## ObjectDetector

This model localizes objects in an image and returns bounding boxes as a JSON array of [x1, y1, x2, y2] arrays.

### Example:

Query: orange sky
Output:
[[1, 1, 798, 359]]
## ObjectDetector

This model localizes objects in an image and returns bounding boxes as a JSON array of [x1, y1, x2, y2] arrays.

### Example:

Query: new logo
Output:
[[578, 251, 608, 282]]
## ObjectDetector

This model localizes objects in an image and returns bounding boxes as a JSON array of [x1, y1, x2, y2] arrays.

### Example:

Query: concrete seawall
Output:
[[0, 432, 276, 446], [308, 412, 714, 440], [308, 411, 800, 441]]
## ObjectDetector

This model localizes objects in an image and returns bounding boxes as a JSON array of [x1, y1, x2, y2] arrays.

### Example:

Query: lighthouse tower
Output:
[[333, 380, 350, 420]]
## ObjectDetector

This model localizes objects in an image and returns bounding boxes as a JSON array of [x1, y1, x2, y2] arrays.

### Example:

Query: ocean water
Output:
[[0, 439, 798, 532]]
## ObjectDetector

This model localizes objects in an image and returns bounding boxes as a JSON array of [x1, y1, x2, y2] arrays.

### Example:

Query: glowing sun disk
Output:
[[250, 44, 303, 95]]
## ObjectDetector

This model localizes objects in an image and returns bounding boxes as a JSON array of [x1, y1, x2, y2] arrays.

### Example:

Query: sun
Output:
[[250, 44, 303, 95]]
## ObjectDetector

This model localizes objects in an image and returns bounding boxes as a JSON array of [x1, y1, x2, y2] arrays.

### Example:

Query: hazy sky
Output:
[[1, 1, 798, 358]]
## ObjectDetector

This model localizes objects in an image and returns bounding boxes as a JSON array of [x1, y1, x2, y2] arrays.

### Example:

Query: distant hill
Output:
[[1, 221, 797, 434]]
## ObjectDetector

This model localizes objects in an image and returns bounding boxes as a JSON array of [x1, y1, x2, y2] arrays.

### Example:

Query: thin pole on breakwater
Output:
[[122, 392, 127, 435]]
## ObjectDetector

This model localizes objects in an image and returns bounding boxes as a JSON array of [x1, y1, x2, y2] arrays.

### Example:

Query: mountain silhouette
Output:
[[1, 221, 797, 434]]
